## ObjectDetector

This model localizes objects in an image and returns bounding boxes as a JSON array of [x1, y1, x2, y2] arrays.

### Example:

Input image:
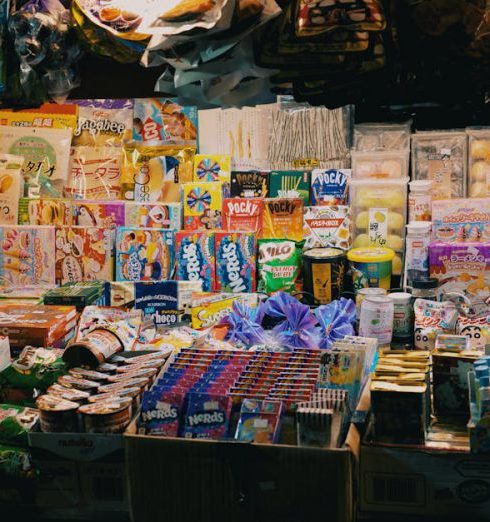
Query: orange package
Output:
[[262, 198, 304, 241]]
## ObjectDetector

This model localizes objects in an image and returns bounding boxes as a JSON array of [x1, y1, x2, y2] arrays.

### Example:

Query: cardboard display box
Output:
[[125, 421, 360, 522]]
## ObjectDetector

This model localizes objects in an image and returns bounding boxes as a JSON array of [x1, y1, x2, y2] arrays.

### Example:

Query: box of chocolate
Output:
[[183, 182, 222, 230], [175, 232, 215, 292], [125, 202, 182, 230], [230, 171, 268, 198], [215, 232, 256, 293], [268, 170, 310, 204]]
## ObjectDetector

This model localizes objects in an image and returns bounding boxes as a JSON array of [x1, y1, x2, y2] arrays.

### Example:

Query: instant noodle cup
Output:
[[347, 247, 395, 292]]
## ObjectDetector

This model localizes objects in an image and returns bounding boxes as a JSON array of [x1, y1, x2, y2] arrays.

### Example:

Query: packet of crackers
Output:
[[71, 201, 125, 228], [121, 143, 195, 203], [222, 197, 264, 234], [262, 198, 304, 241], [303, 205, 352, 250]]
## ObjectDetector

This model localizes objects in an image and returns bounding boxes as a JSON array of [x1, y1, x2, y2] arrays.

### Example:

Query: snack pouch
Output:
[[0, 404, 38, 446], [125, 202, 182, 230], [0, 126, 72, 198], [257, 239, 302, 293], [71, 201, 125, 228], [18, 198, 71, 226], [310, 169, 350, 206], [194, 154, 231, 182], [175, 232, 215, 292], [215, 232, 256, 293], [121, 144, 195, 203], [183, 181, 223, 230], [182, 392, 231, 439], [456, 314, 490, 352], [0, 444, 33, 478], [0, 104, 78, 130], [65, 147, 122, 200], [262, 198, 304, 241], [230, 171, 269, 198], [0, 154, 24, 226], [414, 299, 458, 351]]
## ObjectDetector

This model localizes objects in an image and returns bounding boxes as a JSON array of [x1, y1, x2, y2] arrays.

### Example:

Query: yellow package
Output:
[[262, 198, 304, 241], [121, 144, 195, 203], [18, 198, 71, 226], [0, 103, 78, 131], [191, 293, 242, 329], [193, 154, 231, 182], [183, 181, 223, 230]]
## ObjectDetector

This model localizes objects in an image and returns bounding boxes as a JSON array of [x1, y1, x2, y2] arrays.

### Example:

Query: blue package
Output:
[[175, 231, 215, 291], [310, 169, 351, 206], [135, 281, 180, 328], [182, 392, 231, 440]]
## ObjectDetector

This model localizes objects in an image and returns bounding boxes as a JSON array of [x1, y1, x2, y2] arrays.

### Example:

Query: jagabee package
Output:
[[262, 198, 304, 241], [0, 226, 55, 285], [71, 201, 125, 228], [55, 227, 115, 285], [116, 228, 175, 282], [230, 170, 269, 198], [215, 232, 256, 293], [268, 170, 310, 204], [257, 239, 302, 293], [0, 154, 24, 225], [0, 126, 72, 198], [121, 144, 195, 202], [70, 98, 133, 147], [183, 182, 222, 230], [310, 169, 351, 205], [175, 231, 215, 292], [132, 98, 198, 144], [303, 205, 352, 249], [18, 198, 71, 226], [222, 197, 264, 234], [65, 147, 122, 200], [193, 154, 231, 182], [125, 202, 182, 230]]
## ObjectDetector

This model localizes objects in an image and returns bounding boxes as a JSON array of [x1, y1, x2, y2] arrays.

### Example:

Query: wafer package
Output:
[[175, 231, 215, 292], [215, 232, 256, 293]]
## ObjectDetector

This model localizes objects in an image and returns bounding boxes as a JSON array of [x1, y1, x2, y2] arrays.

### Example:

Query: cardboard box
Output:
[[125, 422, 360, 522]]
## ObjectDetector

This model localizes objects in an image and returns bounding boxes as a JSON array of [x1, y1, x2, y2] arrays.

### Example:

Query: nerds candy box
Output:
[[215, 232, 256, 293], [175, 231, 215, 291]]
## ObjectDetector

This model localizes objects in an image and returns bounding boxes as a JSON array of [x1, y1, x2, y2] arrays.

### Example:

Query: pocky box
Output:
[[268, 170, 310, 204], [71, 201, 125, 228], [125, 202, 182, 230], [262, 198, 304, 241], [193, 154, 231, 183], [303, 205, 352, 249], [18, 198, 71, 226], [116, 228, 175, 282], [222, 197, 264, 234], [0, 226, 55, 285], [215, 232, 256, 293], [55, 227, 115, 285], [175, 232, 215, 292], [183, 182, 223, 230], [310, 169, 351, 206], [230, 171, 269, 198]]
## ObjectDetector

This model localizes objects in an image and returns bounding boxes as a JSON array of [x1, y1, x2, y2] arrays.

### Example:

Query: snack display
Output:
[[468, 129, 490, 198]]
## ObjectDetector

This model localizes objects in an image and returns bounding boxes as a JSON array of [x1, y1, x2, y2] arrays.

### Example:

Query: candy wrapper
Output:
[[414, 299, 459, 351], [71, 201, 125, 228], [0, 404, 39, 446], [0, 126, 72, 198], [303, 206, 352, 250], [139, 391, 185, 437], [18, 198, 71, 226], [121, 144, 195, 203], [71, 98, 133, 147], [268, 170, 310, 204], [132, 98, 197, 145], [0, 154, 24, 226], [175, 231, 215, 292], [125, 202, 181, 230], [55, 227, 115, 285], [182, 393, 231, 440], [193, 154, 231, 183], [183, 181, 223, 230], [258, 239, 302, 294], [230, 171, 268, 198], [215, 232, 256, 293], [116, 228, 174, 282], [0, 445, 33, 478], [262, 198, 304, 241], [457, 314, 490, 352], [310, 169, 351, 206], [65, 147, 122, 200], [0, 226, 56, 285], [314, 298, 356, 350], [219, 300, 266, 347], [222, 197, 264, 234], [135, 281, 180, 328]]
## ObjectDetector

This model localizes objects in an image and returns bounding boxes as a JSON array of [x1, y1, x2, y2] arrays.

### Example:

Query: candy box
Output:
[[310, 169, 350, 206], [215, 232, 256, 293], [268, 170, 310, 204], [230, 171, 269, 198], [135, 281, 180, 329], [18, 198, 71, 226], [139, 390, 185, 437], [183, 182, 223, 230], [262, 198, 304, 242], [116, 228, 175, 282], [71, 201, 125, 228], [429, 242, 490, 298], [431, 198, 490, 242], [303, 205, 352, 249], [182, 393, 232, 440], [43, 281, 107, 310], [175, 232, 215, 292], [222, 198, 264, 234], [0, 225, 55, 285], [55, 227, 115, 285], [235, 398, 284, 444], [193, 154, 231, 183], [125, 202, 182, 230]]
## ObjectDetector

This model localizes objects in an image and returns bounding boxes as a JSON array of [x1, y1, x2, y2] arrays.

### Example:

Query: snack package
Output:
[[183, 181, 223, 230], [235, 398, 283, 443], [353, 122, 411, 151], [257, 239, 302, 293], [191, 292, 258, 329], [0, 404, 39, 445], [0, 126, 72, 198], [139, 390, 185, 436], [0, 445, 33, 478], [222, 197, 264, 234], [175, 231, 215, 292], [215, 232, 256, 293], [65, 146, 122, 200], [411, 131, 467, 199], [70, 98, 133, 147], [18, 198, 72, 226], [303, 205, 352, 250], [182, 393, 232, 439], [125, 202, 182, 229], [467, 129, 490, 198], [55, 227, 115, 285], [132, 98, 198, 145], [71, 201, 125, 228], [193, 154, 231, 182], [351, 150, 409, 179], [116, 228, 175, 282], [414, 299, 458, 351], [135, 281, 180, 328], [121, 144, 195, 202], [262, 198, 304, 241], [431, 198, 490, 242], [268, 170, 310, 204], [310, 169, 350, 205], [0, 154, 24, 226], [0, 103, 78, 130], [106, 282, 135, 308], [0, 226, 56, 285], [457, 315, 490, 352], [230, 171, 269, 198]]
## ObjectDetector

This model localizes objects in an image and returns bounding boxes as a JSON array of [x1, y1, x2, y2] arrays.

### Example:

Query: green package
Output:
[[257, 239, 302, 293], [268, 171, 311, 205], [0, 404, 38, 446], [0, 444, 33, 478]]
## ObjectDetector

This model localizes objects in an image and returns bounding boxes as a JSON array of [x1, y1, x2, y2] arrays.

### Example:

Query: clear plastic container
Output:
[[467, 128, 490, 198], [411, 131, 467, 199], [351, 150, 409, 179], [353, 121, 412, 151], [350, 177, 409, 253], [408, 180, 432, 222]]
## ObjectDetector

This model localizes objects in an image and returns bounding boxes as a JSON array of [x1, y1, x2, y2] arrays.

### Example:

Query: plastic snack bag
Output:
[[414, 299, 459, 351], [257, 239, 302, 294], [0, 154, 25, 226]]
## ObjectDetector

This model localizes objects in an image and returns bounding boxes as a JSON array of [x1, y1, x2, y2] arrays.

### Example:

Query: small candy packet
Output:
[[182, 392, 232, 440]]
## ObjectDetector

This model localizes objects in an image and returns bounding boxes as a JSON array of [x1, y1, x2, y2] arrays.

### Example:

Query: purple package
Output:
[[71, 201, 125, 228], [139, 390, 185, 437], [429, 241, 490, 297], [182, 392, 232, 440]]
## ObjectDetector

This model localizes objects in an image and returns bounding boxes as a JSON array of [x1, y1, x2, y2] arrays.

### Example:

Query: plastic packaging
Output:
[[403, 222, 431, 290], [314, 298, 356, 350], [408, 180, 432, 222], [347, 246, 394, 292], [351, 150, 409, 179], [353, 121, 411, 151], [359, 295, 394, 346], [467, 128, 490, 198]]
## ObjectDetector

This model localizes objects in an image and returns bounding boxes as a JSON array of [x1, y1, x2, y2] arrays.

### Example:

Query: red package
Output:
[[222, 198, 264, 234]]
